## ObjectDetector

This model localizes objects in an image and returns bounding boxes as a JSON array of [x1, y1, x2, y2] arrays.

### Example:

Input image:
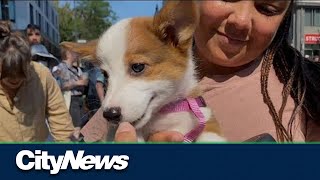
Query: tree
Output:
[[55, 2, 77, 42], [74, 0, 117, 40], [54, 0, 117, 42]]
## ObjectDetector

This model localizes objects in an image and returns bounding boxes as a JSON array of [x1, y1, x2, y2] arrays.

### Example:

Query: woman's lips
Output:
[[215, 31, 249, 53], [216, 31, 249, 44]]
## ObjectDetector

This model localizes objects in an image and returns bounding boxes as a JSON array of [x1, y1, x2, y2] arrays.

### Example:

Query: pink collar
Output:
[[159, 96, 207, 142]]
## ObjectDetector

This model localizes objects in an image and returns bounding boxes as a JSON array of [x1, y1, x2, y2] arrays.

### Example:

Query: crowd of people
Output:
[[0, 20, 107, 141], [0, 0, 319, 143]]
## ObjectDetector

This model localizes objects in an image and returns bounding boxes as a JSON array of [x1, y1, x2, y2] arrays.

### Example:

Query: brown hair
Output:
[[261, 0, 320, 141], [60, 46, 68, 60], [59, 41, 79, 61], [59, 41, 98, 62], [0, 21, 31, 80]]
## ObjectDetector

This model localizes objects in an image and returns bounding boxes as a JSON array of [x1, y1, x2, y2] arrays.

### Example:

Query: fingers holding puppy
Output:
[[114, 122, 137, 142], [148, 131, 184, 142], [114, 122, 183, 142]]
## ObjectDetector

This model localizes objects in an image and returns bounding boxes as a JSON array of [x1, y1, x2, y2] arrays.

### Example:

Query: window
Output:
[[8, 0, 15, 21], [51, 28, 54, 40], [37, 0, 41, 7], [45, 0, 49, 17], [52, 31, 55, 43], [1, 0, 9, 20], [55, 31, 58, 43], [54, 31, 56, 43], [37, 13, 41, 30], [304, 8, 320, 27], [315, 9, 320, 27], [46, 22, 49, 36], [56, 32, 58, 43], [1, 0, 15, 21], [305, 8, 312, 26], [51, 9, 54, 25], [29, 4, 34, 24], [55, 15, 58, 28]]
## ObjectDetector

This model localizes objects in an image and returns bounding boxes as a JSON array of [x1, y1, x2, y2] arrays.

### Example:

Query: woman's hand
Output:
[[114, 122, 137, 142], [115, 122, 184, 142]]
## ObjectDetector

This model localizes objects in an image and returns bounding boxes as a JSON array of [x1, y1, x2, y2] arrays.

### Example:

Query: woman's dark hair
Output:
[[0, 21, 31, 80], [261, 0, 320, 141]]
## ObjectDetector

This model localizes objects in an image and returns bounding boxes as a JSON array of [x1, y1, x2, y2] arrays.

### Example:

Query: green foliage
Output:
[[55, 2, 75, 42], [54, 0, 117, 42]]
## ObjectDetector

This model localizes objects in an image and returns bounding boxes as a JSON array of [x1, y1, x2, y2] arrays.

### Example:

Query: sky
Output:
[[109, 1, 162, 21], [59, 1, 163, 22]]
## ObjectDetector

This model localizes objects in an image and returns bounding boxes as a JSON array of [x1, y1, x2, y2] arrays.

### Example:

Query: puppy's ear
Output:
[[153, 1, 199, 50], [60, 40, 101, 66]]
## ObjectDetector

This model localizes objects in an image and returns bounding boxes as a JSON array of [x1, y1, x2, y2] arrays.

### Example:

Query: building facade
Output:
[[0, 0, 60, 57], [292, 0, 320, 59]]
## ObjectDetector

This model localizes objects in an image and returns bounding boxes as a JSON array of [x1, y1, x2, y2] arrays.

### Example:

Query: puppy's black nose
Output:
[[103, 107, 121, 123]]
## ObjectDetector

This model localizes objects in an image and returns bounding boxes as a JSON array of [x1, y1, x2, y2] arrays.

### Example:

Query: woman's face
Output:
[[67, 50, 79, 63], [194, 0, 291, 68], [0, 64, 28, 91], [0, 74, 25, 91]]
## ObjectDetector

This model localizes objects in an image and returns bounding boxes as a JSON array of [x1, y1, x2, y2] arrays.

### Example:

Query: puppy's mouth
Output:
[[131, 94, 156, 128]]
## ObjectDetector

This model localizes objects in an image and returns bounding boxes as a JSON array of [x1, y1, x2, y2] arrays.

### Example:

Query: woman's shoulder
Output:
[[30, 61, 51, 76]]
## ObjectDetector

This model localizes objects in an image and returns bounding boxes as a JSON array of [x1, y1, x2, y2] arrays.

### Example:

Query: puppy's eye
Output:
[[131, 63, 145, 74]]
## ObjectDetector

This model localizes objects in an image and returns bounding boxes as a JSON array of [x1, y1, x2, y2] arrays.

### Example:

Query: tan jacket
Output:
[[0, 62, 74, 142]]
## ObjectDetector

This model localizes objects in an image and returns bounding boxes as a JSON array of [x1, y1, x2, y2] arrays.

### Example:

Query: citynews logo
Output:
[[16, 150, 129, 175]]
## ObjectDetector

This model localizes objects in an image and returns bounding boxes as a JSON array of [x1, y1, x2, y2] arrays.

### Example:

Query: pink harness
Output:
[[159, 96, 207, 142]]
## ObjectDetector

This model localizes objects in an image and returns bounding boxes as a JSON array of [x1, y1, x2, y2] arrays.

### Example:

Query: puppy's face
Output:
[[80, 1, 199, 129]]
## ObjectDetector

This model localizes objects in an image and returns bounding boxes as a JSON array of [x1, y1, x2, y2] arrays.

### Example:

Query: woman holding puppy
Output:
[[116, 0, 320, 142]]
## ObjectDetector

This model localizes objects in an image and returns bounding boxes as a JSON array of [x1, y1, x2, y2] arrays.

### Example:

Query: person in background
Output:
[[52, 66, 62, 88], [58, 42, 88, 138], [83, 62, 107, 118], [30, 43, 60, 70], [0, 20, 74, 142], [26, 24, 59, 70], [96, 69, 107, 104], [25, 24, 41, 45]]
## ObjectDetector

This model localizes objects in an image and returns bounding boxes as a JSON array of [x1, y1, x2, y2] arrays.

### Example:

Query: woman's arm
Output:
[[45, 68, 75, 141]]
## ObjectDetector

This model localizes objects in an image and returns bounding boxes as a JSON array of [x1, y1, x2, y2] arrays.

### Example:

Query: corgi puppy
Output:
[[69, 1, 225, 142]]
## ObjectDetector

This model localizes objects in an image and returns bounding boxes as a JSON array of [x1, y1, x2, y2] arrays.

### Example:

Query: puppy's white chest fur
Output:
[[137, 107, 225, 142]]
